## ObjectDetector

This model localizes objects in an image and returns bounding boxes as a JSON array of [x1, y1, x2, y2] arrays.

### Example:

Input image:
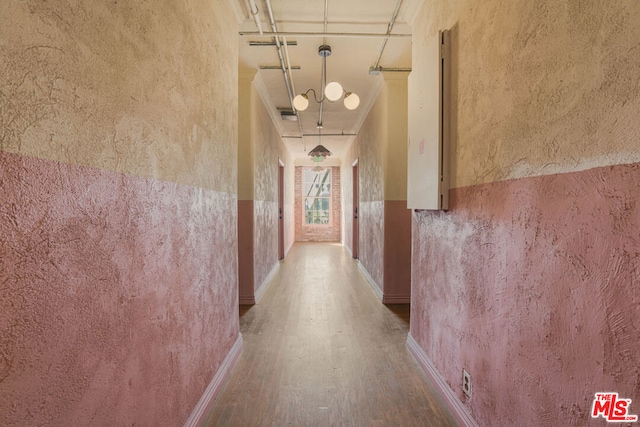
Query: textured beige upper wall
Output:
[[238, 71, 256, 200], [0, 0, 239, 192], [352, 82, 387, 202], [252, 81, 290, 203], [413, 0, 640, 188], [383, 73, 409, 201], [349, 75, 408, 201]]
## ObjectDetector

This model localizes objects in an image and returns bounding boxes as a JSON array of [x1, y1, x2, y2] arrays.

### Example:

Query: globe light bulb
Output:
[[344, 92, 360, 110], [293, 93, 309, 111], [324, 81, 343, 102]]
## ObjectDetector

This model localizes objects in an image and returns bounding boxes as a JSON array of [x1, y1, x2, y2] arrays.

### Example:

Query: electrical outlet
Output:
[[462, 369, 472, 398]]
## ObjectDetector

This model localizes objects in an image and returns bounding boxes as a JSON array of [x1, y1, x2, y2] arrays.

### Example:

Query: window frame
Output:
[[302, 167, 332, 226]]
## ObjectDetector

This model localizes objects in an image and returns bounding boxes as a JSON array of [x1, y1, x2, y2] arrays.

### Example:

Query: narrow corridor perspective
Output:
[[204, 243, 458, 426]]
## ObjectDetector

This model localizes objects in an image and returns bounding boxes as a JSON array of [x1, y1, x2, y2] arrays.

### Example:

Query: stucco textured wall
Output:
[[0, 1, 239, 424], [411, 163, 640, 426], [341, 163, 354, 252], [0, 0, 238, 192], [345, 82, 386, 286], [344, 76, 410, 298], [414, 0, 640, 189], [254, 199, 279, 291], [0, 153, 239, 426], [252, 82, 294, 288], [410, 0, 640, 425], [237, 77, 293, 301]]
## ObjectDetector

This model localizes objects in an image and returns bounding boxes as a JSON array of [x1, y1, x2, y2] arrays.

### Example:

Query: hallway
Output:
[[204, 243, 457, 426]]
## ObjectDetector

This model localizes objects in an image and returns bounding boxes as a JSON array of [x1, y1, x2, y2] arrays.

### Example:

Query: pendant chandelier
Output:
[[293, 45, 360, 112], [297, 44, 355, 163]]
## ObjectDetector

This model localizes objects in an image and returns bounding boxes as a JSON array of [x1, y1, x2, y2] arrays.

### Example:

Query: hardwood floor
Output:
[[203, 242, 458, 427]]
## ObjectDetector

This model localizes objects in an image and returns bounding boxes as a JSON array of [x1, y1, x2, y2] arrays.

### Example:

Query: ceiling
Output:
[[234, 0, 422, 165]]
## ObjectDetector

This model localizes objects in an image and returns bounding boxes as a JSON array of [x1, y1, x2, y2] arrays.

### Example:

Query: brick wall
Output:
[[295, 166, 341, 241]]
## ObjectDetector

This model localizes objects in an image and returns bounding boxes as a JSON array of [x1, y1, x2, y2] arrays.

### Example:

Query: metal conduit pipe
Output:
[[282, 36, 306, 145], [264, 1, 295, 111], [372, 0, 404, 71], [247, 0, 263, 35], [283, 37, 296, 99], [264, 0, 305, 141], [239, 31, 411, 38]]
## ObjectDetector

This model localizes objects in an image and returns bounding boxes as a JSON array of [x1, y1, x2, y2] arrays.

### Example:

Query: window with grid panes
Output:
[[303, 168, 331, 225]]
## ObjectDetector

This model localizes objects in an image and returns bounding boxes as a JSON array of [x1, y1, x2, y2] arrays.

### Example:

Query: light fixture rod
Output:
[[319, 0, 329, 128], [323, 0, 329, 44], [318, 49, 327, 129], [239, 31, 411, 39]]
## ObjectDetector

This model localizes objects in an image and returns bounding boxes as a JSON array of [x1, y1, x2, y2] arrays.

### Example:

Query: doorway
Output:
[[278, 161, 285, 260], [352, 160, 359, 259]]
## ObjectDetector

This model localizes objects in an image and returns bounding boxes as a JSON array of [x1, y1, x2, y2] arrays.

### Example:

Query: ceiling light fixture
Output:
[[308, 142, 332, 162], [293, 45, 360, 112]]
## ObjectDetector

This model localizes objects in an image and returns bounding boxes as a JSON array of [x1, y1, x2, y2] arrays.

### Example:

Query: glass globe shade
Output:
[[293, 94, 309, 111], [324, 81, 343, 102], [344, 92, 360, 110]]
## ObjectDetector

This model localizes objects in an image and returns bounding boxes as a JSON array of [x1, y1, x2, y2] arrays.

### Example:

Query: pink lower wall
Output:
[[410, 162, 640, 426], [237, 200, 281, 305], [358, 201, 384, 292], [238, 200, 255, 305], [383, 201, 411, 303], [346, 199, 411, 303], [0, 152, 239, 426]]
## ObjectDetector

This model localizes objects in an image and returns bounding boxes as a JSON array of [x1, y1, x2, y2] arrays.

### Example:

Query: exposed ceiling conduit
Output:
[[372, 0, 404, 72], [247, 0, 263, 35], [239, 31, 411, 39], [283, 37, 297, 101], [263, 0, 305, 143]]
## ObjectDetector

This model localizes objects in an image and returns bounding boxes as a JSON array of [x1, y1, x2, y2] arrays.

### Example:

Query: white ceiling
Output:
[[234, 0, 422, 165]]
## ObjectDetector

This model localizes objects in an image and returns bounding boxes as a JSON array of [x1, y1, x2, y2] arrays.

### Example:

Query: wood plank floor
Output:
[[203, 242, 458, 427]]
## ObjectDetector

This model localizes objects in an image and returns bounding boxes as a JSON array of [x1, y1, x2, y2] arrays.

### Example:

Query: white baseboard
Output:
[[406, 333, 478, 427], [184, 334, 243, 427], [358, 261, 383, 301], [255, 262, 279, 303]]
